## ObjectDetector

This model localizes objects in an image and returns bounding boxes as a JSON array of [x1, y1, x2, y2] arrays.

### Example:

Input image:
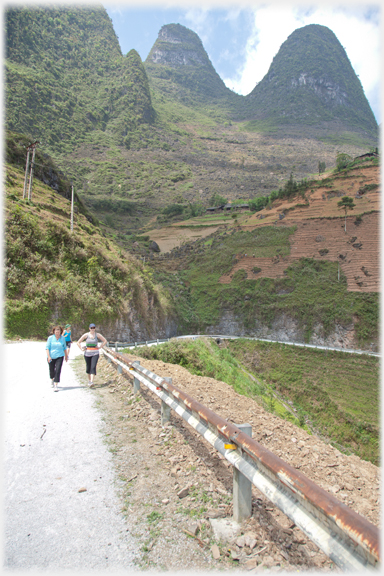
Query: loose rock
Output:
[[177, 487, 189, 499], [211, 544, 220, 559]]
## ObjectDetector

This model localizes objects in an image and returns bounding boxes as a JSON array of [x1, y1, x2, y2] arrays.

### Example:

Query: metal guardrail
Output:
[[108, 335, 379, 357], [102, 346, 379, 571], [109, 338, 169, 349]]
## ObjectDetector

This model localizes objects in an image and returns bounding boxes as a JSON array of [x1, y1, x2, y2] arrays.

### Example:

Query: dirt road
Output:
[[3, 341, 137, 571]]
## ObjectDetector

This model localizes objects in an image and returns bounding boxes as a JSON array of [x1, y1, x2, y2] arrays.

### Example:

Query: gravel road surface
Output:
[[3, 341, 137, 571]]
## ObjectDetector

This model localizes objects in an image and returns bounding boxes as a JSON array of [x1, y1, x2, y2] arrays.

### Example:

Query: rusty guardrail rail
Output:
[[102, 346, 380, 571]]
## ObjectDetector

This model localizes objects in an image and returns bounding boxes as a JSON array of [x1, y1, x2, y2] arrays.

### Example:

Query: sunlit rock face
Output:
[[147, 23, 210, 69], [145, 23, 236, 101], [290, 74, 349, 107]]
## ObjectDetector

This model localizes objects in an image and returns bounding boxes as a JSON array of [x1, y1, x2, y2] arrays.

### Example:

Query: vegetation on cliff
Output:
[[4, 160, 173, 339], [5, 6, 154, 157], [145, 23, 240, 105], [245, 24, 378, 139]]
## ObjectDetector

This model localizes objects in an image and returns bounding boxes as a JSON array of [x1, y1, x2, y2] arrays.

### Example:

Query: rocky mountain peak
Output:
[[145, 23, 236, 101], [245, 24, 377, 136], [146, 23, 211, 68]]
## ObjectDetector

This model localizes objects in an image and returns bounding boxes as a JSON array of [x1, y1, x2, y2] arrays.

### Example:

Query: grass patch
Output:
[[227, 339, 379, 464], [317, 132, 375, 148], [147, 510, 164, 525]]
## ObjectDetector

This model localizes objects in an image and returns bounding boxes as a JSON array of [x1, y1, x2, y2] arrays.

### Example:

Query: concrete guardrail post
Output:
[[233, 423, 252, 523], [115, 342, 118, 352], [133, 361, 141, 394], [161, 377, 172, 425]]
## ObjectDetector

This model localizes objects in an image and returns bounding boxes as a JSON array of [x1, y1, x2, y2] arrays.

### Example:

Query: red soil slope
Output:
[[220, 164, 380, 292], [220, 213, 379, 292]]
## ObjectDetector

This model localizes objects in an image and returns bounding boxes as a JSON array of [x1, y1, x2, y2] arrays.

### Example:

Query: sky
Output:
[[104, 2, 382, 125]]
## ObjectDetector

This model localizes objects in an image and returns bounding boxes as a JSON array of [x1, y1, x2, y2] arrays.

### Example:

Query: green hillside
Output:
[[5, 8, 378, 236], [4, 156, 175, 340], [150, 225, 378, 347], [5, 6, 154, 156]]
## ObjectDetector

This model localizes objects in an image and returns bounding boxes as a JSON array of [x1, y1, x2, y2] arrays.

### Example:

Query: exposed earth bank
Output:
[[90, 351, 380, 572]]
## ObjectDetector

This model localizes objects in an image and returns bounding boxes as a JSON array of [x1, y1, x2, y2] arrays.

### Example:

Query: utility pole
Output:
[[23, 148, 31, 199], [70, 183, 74, 232], [23, 140, 39, 201], [28, 145, 37, 201]]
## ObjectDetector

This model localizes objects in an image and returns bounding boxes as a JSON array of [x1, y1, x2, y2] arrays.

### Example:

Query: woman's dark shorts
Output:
[[85, 354, 99, 375], [66, 341, 72, 348]]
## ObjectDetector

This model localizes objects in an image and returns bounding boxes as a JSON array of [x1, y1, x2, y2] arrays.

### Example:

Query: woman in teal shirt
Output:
[[46, 325, 68, 392], [63, 324, 72, 349]]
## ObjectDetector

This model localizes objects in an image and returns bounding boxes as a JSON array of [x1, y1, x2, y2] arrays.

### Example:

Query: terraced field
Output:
[[145, 161, 379, 295], [243, 164, 379, 226], [220, 212, 379, 292], [146, 162, 379, 260]]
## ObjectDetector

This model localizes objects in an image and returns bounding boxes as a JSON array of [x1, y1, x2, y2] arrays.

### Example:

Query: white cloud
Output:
[[183, 8, 213, 45], [223, 5, 303, 94]]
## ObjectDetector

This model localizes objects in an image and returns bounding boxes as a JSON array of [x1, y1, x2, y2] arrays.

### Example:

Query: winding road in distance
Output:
[[117, 333, 380, 357]]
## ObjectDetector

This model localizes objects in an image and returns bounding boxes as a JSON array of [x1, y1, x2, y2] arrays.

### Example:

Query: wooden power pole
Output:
[[27, 145, 37, 201], [23, 148, 31, 199], [70, 184, 74, 232], [23, 140, 39, 201]]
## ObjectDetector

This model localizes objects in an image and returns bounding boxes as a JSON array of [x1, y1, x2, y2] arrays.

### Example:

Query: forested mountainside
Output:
[[5, 6, 154, 155], [4, 157, 177, 340], [5, 7, 378, 236]]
